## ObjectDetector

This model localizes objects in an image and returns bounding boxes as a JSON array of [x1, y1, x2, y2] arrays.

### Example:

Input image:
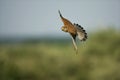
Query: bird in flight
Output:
[[58, 10, 87, 54]]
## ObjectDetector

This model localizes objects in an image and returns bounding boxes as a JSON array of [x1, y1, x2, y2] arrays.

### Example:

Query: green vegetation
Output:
[[0, 29, 120, 80]]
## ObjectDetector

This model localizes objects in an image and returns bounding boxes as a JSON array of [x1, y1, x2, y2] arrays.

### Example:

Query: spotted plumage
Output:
[[58, 10, 87, 54]]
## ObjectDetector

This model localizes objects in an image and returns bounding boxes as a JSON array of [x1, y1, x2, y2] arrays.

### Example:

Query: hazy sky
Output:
[[0, 0, 120, 37]]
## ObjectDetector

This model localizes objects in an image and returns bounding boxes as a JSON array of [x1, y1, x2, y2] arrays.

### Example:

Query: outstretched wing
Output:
[[73, 23, 87, 41], [58, 10, 77, 35]]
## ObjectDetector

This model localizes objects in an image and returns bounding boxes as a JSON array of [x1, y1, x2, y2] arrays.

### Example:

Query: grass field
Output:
[[0, 28, 120, 80]]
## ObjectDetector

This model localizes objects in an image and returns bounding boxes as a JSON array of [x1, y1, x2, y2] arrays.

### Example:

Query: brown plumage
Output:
[[58, 10, 87, 54]]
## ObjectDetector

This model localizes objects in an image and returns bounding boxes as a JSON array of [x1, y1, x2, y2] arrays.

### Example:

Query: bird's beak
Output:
[[61, 27, 64, 31]]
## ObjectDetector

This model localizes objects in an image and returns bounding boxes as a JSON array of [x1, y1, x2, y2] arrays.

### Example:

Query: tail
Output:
[[73, 23, 88, 41], [58, 10, 63, 18]]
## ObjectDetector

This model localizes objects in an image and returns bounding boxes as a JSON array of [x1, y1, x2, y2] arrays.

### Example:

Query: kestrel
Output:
[[58, 10, 87, 53]]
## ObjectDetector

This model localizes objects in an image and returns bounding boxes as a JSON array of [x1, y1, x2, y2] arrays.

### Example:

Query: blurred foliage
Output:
[[0, 28, 120, 80]]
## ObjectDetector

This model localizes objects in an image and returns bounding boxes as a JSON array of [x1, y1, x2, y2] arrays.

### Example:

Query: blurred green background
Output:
[[0, 28, 120, 80], [0, 0, 120, 80]]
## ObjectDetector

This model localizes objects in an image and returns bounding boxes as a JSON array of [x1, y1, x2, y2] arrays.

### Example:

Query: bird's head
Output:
[[61, 26, 68, 32]]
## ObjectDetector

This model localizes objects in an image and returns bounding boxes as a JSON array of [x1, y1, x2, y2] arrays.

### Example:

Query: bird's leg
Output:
[[71, 34, 78, 54]]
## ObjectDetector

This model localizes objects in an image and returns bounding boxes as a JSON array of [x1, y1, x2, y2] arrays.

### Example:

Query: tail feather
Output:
[[73, 23, 87, 41]]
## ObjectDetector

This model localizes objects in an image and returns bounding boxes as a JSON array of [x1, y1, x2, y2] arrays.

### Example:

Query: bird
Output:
[[58, 10, 87, 54]]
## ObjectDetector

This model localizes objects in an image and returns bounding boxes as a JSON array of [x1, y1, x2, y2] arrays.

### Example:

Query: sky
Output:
[[0, 0, 120, 38]]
